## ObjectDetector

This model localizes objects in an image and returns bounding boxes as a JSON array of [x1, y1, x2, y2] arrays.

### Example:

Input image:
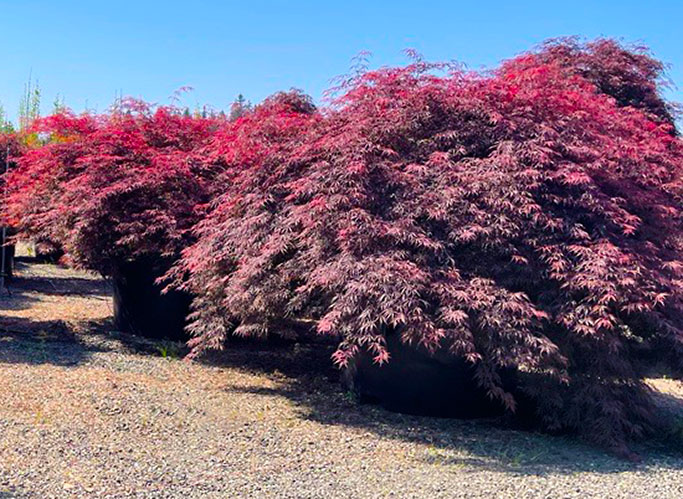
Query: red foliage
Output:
[[5, 101, 219, 273], [530, 38, 677, 125], [5, 39, 682, 453], [175, 42, 683, 451], [1, 132, 25, 209], [1, 132, 27, 257]]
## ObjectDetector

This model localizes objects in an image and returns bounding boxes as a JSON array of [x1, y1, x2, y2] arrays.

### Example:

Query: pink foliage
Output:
[[175, 41, 682, 451], [5, 102, 219, 273], [6, 39, 682, 453]]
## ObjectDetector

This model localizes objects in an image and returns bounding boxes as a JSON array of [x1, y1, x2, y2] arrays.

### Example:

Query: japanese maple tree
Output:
[[0, 132, 25, 276], [5, 101, 219, 274], [175, 40, 682, 453], [1, 131, 27, 220]]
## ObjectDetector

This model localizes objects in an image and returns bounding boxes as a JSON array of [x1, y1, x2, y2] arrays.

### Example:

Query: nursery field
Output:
[[4, 39, 683, 465], [0, 260, 681, 498]]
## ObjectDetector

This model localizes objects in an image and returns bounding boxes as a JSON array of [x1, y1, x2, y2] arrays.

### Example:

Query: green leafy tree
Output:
[[18, 75, 41, 132]]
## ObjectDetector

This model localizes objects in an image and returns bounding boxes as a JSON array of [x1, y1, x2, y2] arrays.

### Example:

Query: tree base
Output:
[[1, 243, 15, 282], [344, 333, 511, 419], [112, 258, 191, 341]]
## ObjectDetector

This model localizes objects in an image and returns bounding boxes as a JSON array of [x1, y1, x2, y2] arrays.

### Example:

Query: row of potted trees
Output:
[[2, 38, 682, 456]]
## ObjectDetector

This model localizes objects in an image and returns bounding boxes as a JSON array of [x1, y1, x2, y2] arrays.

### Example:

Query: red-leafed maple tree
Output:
[[1, 132, 26, 279], [174, 41, 682, 453], [1, 131, 26, 222], [5, 101, 219, 275]]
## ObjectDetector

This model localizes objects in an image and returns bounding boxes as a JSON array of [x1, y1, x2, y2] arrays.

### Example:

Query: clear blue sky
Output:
[[1, 0, 681, 122]]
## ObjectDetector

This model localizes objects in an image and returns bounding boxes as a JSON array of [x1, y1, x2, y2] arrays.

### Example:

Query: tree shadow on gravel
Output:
[[0, 261, 111, 315], [0, 260, 117, 366], [10, 274, 110, 297], [5, 261, 111, 297], [200, 341, 683, 476], [0, 316, 114, 367], [3, 260, 681, 475], [0, 285, 41, 313], [0, 313, 187, 368]]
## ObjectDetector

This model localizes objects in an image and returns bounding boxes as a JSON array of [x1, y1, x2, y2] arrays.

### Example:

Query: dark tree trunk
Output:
[[112, 257, 191, 341], [1, 229, 14, 281], [344, 331, 515, 419]]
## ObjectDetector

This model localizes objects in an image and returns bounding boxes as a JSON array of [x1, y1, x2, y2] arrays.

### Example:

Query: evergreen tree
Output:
[[229, 94, 252, 121]]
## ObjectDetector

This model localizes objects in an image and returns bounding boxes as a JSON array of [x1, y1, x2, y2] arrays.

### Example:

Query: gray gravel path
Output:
[[0, 262, 682, 498]]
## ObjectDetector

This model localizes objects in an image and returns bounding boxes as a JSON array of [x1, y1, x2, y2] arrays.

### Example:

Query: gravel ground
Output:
[[0, 261, 682, 498]]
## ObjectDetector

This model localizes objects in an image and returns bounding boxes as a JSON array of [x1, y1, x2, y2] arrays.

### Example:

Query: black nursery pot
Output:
[[112, 257, 191, 341], [344, 331, 514, 419]]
